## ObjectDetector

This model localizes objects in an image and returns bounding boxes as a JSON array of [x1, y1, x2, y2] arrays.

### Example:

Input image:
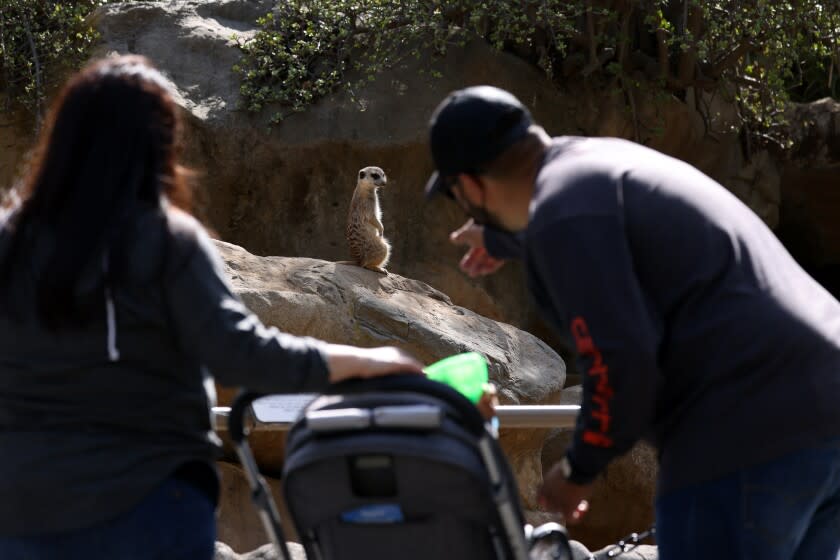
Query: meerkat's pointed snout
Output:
[[372, 171, 386, 187]]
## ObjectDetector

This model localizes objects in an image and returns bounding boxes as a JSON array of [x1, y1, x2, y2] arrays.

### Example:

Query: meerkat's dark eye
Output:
[[371, 173, 381, 180], [359, 171, 366, 179]]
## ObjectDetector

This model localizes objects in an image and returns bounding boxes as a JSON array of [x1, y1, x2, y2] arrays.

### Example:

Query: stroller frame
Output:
[[228, 374, 571, 560]]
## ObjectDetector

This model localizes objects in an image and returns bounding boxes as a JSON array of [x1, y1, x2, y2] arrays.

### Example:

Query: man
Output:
[[424, 85, 840, 559]]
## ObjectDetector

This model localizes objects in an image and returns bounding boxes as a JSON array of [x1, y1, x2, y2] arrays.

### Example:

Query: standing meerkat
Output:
[[345, 166, 391, 274]]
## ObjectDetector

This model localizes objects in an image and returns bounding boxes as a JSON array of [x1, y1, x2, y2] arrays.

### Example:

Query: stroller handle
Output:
[[228, 390, 266, 444], [328, 373, 488, 435]]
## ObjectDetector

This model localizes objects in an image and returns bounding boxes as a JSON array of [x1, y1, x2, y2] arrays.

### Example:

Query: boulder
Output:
[[787, 97, 840, 166], [213, 239, 565, 405], [212, 238, 566, 511]]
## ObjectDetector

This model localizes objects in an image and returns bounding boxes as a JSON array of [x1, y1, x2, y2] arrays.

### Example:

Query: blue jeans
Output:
[[0, 476, 216, 560], [656, 437, 840, 560]]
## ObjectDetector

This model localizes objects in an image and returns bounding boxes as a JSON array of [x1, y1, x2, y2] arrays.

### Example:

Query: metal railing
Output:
[[212, 404, 580, 431]]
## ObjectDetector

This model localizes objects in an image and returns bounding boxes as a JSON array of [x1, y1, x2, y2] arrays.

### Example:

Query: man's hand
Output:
[[476, 383, 499, 421], [537, 461, 594, 525], [449, 219, 505, 278]]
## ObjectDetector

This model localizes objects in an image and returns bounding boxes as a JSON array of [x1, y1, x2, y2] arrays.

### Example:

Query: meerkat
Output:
[[345, 166, 391, 274]]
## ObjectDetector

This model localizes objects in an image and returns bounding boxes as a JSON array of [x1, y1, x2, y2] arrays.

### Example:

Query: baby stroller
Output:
[[229, 373, 573, 560]]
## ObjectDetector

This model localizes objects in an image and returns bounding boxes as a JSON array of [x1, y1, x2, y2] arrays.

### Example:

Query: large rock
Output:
[[212, 238, 565, 511], [787, 97, 840, 166], [214, 239, 565, 405]]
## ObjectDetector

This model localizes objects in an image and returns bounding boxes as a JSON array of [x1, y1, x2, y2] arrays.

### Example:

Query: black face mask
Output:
[[451, 180, 507, 231], [460, 198, 496, 228]]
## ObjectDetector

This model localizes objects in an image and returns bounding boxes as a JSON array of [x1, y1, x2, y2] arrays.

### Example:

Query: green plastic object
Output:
[[423, 352, 488, 404]]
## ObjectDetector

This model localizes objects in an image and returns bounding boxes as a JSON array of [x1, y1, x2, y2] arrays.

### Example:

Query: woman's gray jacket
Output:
[[0, 208, 329, 535]]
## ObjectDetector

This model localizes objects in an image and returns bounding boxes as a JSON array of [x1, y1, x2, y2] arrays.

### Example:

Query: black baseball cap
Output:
[[425, 85, 533, 198]]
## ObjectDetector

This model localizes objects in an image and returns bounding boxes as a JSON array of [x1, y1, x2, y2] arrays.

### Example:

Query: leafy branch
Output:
[[235, 0, 840, 149]]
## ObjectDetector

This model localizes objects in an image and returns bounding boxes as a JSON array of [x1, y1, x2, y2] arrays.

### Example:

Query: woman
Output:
[[0, 55, 422, 558]]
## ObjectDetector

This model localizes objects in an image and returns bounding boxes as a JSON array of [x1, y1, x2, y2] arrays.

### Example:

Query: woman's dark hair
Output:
[[0, 55, 194, 329]]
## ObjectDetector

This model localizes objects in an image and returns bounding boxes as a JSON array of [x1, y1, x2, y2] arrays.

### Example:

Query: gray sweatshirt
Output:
[[0, 208, 329, 535]]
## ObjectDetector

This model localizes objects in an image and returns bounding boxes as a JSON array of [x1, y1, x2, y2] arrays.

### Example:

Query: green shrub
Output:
[[233, 1, 589, 123], [234, 0, 840, 147], [3, 0, 837, 148], [0, 1, 107, 123]]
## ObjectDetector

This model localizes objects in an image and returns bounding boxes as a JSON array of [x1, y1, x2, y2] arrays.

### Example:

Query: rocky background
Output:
[[1, 0, 838, 555]]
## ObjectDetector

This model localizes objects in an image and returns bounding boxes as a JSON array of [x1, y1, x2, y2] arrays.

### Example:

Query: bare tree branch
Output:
[[710, 40, 754, 78], [0, 10, 14, 113], [676, 3, 704, 86], [617, 0, 633, 71], [586, 0, 597, 68], [730, 74, 763, 88], [23, 16, 43, 128], [625, 78, 640, 143], [655, 27, 670, 81]]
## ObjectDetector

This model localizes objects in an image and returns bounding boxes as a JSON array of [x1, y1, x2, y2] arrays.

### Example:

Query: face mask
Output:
[[461, 199, 497, 228], [451, 180, 507, 231]]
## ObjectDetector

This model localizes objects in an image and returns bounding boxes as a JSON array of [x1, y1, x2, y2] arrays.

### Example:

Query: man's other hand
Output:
[[449, 219, 505, 278], [537, 462, 593, 525]]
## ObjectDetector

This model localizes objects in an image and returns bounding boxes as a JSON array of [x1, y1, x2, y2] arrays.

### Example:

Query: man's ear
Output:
[[457, 173, 484, 205]]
